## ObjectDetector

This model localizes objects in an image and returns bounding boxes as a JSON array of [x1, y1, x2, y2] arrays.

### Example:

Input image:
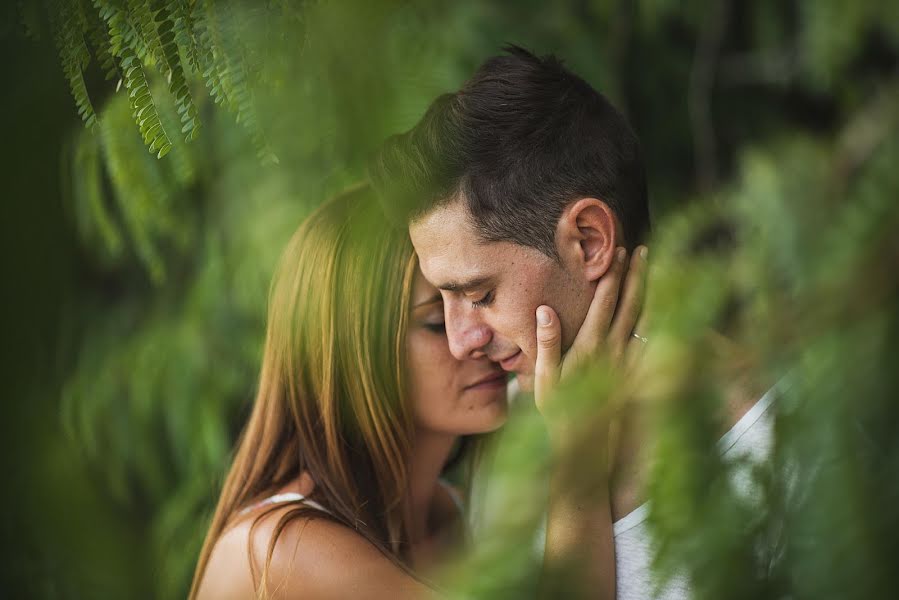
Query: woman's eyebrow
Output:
[[413, 293, 443, 309]]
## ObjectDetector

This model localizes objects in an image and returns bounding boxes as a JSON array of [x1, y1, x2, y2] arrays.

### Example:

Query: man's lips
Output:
[[465, 371, 508, 391], [497, 350, 522, 372]]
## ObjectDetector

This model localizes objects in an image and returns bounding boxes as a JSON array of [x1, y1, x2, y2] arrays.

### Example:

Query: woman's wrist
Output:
[[547, 426, 611, 497]]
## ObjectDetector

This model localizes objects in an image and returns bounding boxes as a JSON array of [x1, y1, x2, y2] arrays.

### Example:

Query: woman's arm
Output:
[[534, 246, 648, 600], [541, 443, 615, 599]]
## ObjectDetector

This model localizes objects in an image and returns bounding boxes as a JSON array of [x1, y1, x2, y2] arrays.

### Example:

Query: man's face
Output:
[[409, 201, 594, 391]]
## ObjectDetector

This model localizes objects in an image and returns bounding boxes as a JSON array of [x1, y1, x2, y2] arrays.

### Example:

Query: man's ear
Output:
[[556, 198, 618, 282]]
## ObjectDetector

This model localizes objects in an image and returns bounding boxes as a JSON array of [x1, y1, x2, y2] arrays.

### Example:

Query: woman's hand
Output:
[[533, 245, 648, 447], [536, 247, 647, 600]]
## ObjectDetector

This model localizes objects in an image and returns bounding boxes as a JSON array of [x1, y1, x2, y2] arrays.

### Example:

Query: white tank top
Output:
[[613, 386, 777, 600], [238, 492, 331, 517]]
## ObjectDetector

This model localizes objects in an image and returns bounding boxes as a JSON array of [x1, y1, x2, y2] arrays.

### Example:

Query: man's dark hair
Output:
[[369, 45, 650, 256]]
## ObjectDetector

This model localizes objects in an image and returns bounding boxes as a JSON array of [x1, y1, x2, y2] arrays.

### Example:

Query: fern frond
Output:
[[196, 0, 278, 164], [121, 48, 173, 157], [126, 0, 166, 67], [152, 58, 199, 185], [94, 0, 150, 63], [156, 1, 200, 142], [51, 0, 99, 130], [167, 0, 201, 73], [192, 0, 230, 108], [82, 0, 120, 80]]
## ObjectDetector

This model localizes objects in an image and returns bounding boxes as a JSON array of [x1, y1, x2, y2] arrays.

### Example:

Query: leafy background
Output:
[[1, 0, 897, 598]]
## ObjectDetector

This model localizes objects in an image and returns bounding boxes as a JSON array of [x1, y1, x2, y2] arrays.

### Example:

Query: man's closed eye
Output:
[[471, 290, 495, 308]]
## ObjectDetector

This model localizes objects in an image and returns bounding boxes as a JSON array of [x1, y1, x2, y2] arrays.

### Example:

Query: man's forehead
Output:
[[416, 246, 494, 291], [410, 205, 483, 271], [407, 202, 546, 292], [409, 203, 478, 245]]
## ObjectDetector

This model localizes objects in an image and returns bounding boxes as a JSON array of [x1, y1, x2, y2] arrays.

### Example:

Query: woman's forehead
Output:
[[411, 265, 442, 307]]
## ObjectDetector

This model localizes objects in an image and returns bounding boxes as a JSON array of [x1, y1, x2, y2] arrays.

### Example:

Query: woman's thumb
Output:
[[534, 305, 562, 411]]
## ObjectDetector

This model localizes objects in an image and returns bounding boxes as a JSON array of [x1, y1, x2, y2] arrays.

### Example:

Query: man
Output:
[[371, 46, 649, 396], [370, 46, 773, 599]]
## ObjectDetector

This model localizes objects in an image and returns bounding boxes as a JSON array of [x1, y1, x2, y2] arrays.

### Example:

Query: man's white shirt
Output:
[[468, 382, 778, 600]]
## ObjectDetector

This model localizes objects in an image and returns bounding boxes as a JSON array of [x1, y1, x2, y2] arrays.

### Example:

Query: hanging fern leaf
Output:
[[121, 48, 173, 157], [51, 0, 99, 130], [152, 57, 199, 186], [94, 0, 126, 57], [167, 0, 201, 73], [53, 0, 279, 161], [156, 1, 200, 142], [126, 0, 166, 68], [193, 0, 231, 108], [94, 0, 151, 65], [82, 0, 120, 80], [197, 0, 278, 163]]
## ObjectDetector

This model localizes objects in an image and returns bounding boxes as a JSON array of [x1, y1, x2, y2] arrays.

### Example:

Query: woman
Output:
[[190, 185, 644, 599]]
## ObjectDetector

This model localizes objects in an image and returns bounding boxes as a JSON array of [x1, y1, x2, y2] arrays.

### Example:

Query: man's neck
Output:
[[609, 351, 774, 523]]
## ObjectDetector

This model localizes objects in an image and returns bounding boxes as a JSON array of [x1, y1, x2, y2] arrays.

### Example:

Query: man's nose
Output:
[[445, 302, 492, 360]]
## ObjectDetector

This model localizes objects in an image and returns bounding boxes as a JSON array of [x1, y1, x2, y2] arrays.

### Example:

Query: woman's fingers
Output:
[[535, 245, 650, 412], [624, 312, 649, 372], [534, 305, 562, 414], [568, 247, 628, 359], [609, 246, 648, 363]]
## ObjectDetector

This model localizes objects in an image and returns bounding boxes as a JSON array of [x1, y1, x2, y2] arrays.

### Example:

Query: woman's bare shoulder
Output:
[[195, 504, 434, 600]]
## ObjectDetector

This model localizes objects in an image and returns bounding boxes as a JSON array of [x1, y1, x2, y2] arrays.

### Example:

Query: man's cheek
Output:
[[521, 325, 540, 364]]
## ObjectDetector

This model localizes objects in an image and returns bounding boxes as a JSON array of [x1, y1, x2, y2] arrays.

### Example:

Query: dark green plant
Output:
[[42, 0, 274, 158], [8, 1, 898, 598]]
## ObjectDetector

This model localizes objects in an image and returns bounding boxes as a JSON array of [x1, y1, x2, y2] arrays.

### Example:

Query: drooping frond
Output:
[[47, 0, 296, 161], [94, 0, 151, 65], [156, 0, 200, 141], [152, 72, 198, 187], [125, 0, 166, 67], [192, 0, 230, 108], [82, 0, 120, 80], [167, 0, 201, 73], [195, 0, 278, 164], [93, 0, 198, 154], [50, 0, 99, 130], [121, 47, 173, 157]]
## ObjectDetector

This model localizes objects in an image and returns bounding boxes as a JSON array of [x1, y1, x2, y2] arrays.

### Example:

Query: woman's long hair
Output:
[[189, 185, 421, 598]]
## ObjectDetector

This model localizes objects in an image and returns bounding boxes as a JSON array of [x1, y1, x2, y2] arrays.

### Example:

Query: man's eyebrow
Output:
[[438, 277, 491, 293], [413, 293, 442, 309]]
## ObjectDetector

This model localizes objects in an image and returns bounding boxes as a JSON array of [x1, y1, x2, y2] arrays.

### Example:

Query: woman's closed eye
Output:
[[423, 321, 446, 334]]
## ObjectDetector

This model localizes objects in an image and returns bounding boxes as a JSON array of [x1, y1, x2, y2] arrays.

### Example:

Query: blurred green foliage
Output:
[[2, 0, 897, 598]]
